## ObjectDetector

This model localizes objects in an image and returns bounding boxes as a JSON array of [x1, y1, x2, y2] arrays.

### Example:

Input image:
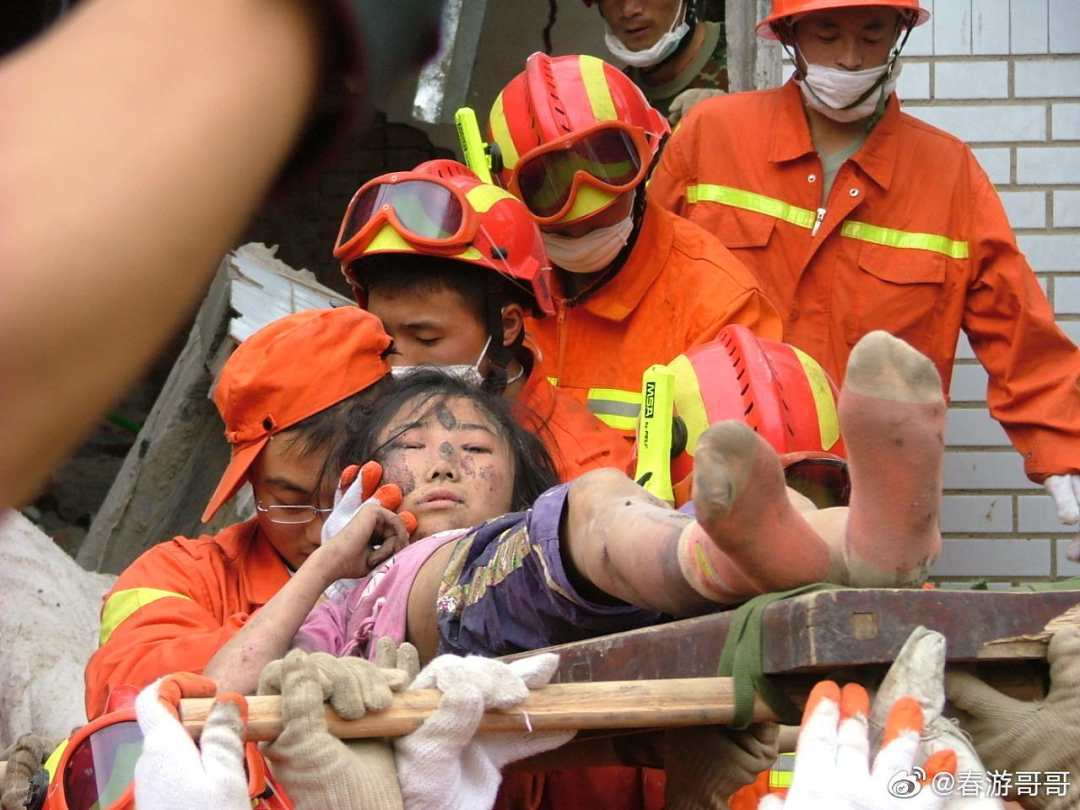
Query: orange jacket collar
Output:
[[573, 200, 673, 323], [771, 80, 900, 192]]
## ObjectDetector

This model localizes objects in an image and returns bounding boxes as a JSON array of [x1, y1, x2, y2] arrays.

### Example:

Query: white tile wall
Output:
[[936, 61, 1009, 98], [907, 104, 1047, 141]]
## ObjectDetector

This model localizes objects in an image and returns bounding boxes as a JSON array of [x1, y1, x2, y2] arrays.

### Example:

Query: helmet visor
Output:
[[516, 127, 642, 218], [784, 457, 851, 509], [337, 179, 465, 251], [62, 720, 143, 810]]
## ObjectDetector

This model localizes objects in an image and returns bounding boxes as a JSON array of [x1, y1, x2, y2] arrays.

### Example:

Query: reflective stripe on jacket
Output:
[[650, 80, 1080, 480], [528, 200, 783, 437], [84, 519, 289, 719]]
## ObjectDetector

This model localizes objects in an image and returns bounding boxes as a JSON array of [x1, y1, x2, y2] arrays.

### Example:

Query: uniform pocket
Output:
[[842, 242, 948, 349], [710, 204, 777, 249]]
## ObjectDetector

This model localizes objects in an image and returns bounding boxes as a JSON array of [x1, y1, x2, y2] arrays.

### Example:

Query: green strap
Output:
[[716, 583, 844, 729]]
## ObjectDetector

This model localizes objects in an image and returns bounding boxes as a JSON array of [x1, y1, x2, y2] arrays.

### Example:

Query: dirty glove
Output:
[[1, 734, 53, 810], [134, 673, 250, 810], [394, 653, 576, 810], [323, 461, 418, 600], [259, 640, 419, 810], [759, 681, 957, 810], [872, 627, 999, 810], [668, 88, 725, 126], [663, 723, 779, 810], [946, 627, 1080, 810]]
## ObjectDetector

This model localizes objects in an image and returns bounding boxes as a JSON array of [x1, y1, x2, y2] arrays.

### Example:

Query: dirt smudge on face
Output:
[[435, 401, 457, 430]]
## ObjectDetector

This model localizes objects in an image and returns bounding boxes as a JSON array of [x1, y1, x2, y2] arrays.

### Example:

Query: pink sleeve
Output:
[[293, 591, 351, 655]]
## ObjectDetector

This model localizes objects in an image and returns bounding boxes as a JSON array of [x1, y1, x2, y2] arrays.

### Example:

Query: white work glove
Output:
[[133, 673, 250, 810], [259, 641, 419, 810], [668, 88, 725, 125], [394, 653, 576, 810], [322, 461, 417, 600], [871, 627, 1001, 810], [946, 627, 1080, 810], [1044, 476, 1080, 560], [758, 681, 957, 810]]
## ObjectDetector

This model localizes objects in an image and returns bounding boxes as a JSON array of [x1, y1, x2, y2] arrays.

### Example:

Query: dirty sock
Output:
[[677, 420, 833, 603], [840, 331, 945, 586]]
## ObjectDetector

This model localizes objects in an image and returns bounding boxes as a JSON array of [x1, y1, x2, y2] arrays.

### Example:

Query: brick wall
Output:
[[895, 0, 1080, 582]]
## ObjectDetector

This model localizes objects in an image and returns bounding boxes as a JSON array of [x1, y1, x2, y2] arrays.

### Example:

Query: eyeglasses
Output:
[[334, 174, 479, 266], [255, 500, 333, 525], [505, 122, 653, 224]]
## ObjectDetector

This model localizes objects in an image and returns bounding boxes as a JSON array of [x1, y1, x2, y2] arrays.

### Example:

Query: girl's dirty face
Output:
[[374, 396, 516, 539]]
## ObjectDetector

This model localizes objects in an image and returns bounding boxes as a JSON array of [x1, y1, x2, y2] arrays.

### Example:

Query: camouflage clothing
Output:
[[626, 20, 728, 120]]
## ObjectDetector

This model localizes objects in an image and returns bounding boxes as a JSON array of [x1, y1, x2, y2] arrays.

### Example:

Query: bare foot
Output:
[[840, 331, 945, 586], [677, 421, 833, 602]]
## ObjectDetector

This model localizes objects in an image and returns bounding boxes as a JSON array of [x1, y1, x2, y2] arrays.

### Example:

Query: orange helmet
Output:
[[668, 325, 848, 505], [487, 52, 669, 225], [757, 0, 930, 39], [335, 160, 555, 316]]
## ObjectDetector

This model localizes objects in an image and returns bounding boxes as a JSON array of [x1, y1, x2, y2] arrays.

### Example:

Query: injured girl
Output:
[[293, 329, 946, 665]]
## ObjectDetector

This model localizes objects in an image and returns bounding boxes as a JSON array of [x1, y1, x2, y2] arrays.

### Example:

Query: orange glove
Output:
[[331, 461, 418, 538]]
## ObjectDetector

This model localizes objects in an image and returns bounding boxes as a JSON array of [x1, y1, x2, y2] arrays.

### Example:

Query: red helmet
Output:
[[487, 52, 669, 225], [668, 325, 847, 501], [335, 159, 555, 316], [40, 688, 291, 810], [757, 0, 930, 39]]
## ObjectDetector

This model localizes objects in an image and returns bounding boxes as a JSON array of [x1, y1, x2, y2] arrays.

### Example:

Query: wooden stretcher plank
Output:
[[513, 589, 1080, 683]]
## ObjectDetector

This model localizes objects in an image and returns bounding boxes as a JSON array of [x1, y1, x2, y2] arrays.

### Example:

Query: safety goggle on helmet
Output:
[[668, 325, 850, 508], [487, 52, 670, 226], [335, 160, 555, 317], [35, 689, 290, 810]]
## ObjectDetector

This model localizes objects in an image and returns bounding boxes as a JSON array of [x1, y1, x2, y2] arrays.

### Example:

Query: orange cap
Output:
[[201, 308, 392, 523]]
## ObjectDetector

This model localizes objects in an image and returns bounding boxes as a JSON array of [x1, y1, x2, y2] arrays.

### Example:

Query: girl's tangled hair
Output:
[[332, 369, 559, 513]]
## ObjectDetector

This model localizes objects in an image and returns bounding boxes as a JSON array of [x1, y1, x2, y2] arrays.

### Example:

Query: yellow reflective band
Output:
[[365, 223, 418, 254], [560, 185, 618, 223], [792, 347, 841, 452], [466, 184, 517, 213], [579, 55, 618, 122], [841, 220, 969, 259], [44, 739, 68, 782], [686, 184, 817, 229], [489, 92, 520, 170], [667, 354, 709, 455], [100, 587, 193, 646], [587, 387, 642, 432], [547, 376, 559, 386], [453, 247, 484, 261], [768, 753, 797, 789]]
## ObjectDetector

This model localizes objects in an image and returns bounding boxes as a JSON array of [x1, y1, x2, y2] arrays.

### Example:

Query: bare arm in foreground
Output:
[[0, 0, 320, 506]]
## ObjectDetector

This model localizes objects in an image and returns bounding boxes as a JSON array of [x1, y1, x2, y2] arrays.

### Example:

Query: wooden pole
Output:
[[180, 677, 779, 741]]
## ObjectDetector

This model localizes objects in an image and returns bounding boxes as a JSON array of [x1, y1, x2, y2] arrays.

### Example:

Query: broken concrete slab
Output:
[[0, 510, 115, 748]]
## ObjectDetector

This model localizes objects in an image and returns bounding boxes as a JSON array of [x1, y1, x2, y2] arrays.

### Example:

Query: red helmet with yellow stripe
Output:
[[335, 159, 555, 316], [487, 52, 669, 226], [669, 325, 848, 505]]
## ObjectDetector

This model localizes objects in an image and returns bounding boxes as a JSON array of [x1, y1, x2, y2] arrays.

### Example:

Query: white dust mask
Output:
[[542, 216, 634, 275], [798, 56, 902, 123], [604, 2, 690, 68], [390, 336, 491, 387]]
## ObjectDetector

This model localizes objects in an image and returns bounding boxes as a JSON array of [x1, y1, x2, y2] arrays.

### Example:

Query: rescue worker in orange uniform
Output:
[[332, 158, 633, 481], [648, 0, 1080, 530], [486, 52, 783, 445], [84, 307, 412, 719]]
